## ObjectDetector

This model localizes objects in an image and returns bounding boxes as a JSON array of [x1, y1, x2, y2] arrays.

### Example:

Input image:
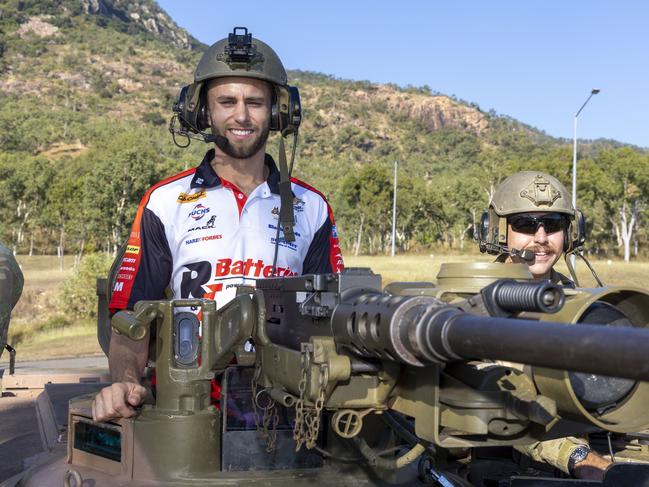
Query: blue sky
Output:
[[157, 1, 649, 148]]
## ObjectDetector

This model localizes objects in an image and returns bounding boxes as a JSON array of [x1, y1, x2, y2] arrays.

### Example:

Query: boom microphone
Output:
[[511, 248, 535, 262], [203, 133, 230, 152]]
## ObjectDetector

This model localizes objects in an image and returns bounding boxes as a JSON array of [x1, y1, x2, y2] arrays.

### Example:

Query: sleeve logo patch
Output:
[[177, 190, 207, 203], [126, 245, 140, 254]]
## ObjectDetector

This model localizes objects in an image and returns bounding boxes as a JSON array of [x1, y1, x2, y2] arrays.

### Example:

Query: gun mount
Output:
[[8, 263, 649, 487]]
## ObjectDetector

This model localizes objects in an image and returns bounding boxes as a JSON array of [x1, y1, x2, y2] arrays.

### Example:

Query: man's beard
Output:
[[211, 125, 270, 160]]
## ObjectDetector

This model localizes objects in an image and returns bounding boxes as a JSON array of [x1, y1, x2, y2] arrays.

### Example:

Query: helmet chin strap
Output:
[[277, 130, 297, 244]]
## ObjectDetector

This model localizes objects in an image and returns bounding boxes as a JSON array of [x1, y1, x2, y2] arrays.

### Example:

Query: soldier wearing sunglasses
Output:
[[478, 171, 586, 286], [478, 171, 611, 480]]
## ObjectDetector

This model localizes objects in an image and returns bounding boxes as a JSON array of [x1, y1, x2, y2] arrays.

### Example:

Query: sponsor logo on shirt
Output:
[[188, 215, 216, 232], [331, 225, 338, 238], [271, 237, 298, 251], [215, 258, 296, 278], [185, 234, 223, 245], [267, 223, 301, 238], [293, 196, 305, 212], [189, 204, 210, 221], [126, 245, 140, 254], [123, 257, 136, 264], [177, 190, 207, 203]]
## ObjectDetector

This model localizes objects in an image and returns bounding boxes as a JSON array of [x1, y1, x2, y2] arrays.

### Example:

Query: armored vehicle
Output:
[[3, 262, 649, 486]]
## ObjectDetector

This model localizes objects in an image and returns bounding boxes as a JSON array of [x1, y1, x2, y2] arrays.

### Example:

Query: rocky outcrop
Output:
[[17, 17, 60, 39], [375, 85, 488, 134], [81, 0, 200, 50]]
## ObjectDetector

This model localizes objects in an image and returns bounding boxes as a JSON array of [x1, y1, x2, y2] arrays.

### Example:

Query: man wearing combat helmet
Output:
[[478, 171, 582, 286], [478, 171, 611, 480], [92, 27, 343, 422]]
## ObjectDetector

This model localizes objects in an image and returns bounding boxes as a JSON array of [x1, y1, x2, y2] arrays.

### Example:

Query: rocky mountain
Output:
[[2, 0, 643, 257]]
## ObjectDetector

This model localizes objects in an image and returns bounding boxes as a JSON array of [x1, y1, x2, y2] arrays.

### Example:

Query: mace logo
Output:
[[189, 204, 210, 221]]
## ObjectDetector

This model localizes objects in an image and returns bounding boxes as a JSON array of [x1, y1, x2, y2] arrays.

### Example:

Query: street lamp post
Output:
[[570, 88, 599, 269], [391, 160, 398, 257]]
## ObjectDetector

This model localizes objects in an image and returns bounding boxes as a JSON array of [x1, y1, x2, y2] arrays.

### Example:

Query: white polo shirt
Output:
[[110, 150, 344, 311]]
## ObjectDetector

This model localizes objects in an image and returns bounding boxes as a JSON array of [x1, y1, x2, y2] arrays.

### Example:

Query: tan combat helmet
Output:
[[490, 171, 574, 217], [478, 171, 584, 257]]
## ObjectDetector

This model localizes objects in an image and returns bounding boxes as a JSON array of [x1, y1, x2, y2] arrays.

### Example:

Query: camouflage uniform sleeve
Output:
[[515, 436, 589, 473], [0, 243, 24, 351]]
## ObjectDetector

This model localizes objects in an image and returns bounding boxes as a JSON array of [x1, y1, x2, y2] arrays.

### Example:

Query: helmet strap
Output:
[[277, 131, 297, 243]]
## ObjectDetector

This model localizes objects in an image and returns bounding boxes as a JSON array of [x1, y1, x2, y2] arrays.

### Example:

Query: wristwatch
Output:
[[568, 445, 591, 475]]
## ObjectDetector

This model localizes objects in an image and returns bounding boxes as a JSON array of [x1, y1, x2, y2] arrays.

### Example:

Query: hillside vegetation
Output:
[[1, 0, 648, 262]]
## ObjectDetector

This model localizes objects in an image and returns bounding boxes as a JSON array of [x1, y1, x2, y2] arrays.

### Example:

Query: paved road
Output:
[[0, 355, 108, 372], [0, 356, 109, 483]]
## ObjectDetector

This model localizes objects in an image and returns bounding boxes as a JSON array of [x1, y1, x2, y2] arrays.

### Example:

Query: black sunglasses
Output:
[[508, 214, 566, 235]]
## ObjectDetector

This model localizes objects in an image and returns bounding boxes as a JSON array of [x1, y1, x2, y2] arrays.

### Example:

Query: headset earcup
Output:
[[195, 84, 209, 131], [286, 85, 302, 133], [573, 210, 586, 250], [478, 211, 490, 242], [270, 88, 279, 131]]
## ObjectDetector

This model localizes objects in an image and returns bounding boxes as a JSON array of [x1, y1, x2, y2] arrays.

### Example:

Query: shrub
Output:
[[59, 253, 113, 318]]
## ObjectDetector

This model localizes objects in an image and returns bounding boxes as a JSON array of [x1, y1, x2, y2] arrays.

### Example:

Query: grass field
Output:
[[3, 253, 649, 362]]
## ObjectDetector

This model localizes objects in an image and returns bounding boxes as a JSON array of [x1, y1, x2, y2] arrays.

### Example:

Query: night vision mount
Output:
[[219, 27, 264, 67]]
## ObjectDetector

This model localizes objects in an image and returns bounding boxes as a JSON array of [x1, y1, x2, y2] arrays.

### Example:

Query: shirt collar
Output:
[[190, 149, 281, 195]]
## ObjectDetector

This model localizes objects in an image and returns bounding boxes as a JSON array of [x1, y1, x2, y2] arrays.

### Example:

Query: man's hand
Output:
[[92, 382, 147, 422], [573, 451, 612, 481]]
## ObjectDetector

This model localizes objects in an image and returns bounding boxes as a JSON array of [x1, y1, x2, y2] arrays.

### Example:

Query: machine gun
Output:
[[14, 264, 649, 487]]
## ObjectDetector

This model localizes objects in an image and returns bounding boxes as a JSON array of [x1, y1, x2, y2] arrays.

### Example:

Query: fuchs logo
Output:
[[177, 190, 206, 204], [188, 215, 216, 232], [215, 258, 296, 278], [189, 204, 210, 221]]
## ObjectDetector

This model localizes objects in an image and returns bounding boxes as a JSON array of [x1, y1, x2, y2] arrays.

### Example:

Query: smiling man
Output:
[[480, 171, 579, 286], [478, 171, 613, 480], [92, 28, 343, 423]]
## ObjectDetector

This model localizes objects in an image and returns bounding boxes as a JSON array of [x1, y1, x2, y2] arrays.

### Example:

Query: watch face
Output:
[[571, 446, 590, 464]]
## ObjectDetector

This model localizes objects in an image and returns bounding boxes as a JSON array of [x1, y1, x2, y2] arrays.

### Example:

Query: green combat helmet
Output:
[[0, 243, 23, 362], [171, 26, 301, 139]]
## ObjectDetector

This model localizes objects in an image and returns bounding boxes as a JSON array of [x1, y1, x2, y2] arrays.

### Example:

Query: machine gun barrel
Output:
[[432, 313, 649, 381], [330, 291, 649, 381]]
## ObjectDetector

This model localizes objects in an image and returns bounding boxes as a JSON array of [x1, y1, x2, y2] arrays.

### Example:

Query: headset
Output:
[[477, 208, 586, 256]]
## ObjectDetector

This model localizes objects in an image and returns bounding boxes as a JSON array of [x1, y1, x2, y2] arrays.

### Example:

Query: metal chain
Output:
[[251, 365, 280, 452], [304, 364, 328, 449], [263, 403, 279, 452], [293, 346, 310, 451], [251, 365, 262, 430]]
